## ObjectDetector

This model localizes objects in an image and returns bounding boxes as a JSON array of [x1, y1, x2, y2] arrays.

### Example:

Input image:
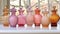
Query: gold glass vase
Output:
[[50, 6, 59, 27], [3, 5, 9, 27]]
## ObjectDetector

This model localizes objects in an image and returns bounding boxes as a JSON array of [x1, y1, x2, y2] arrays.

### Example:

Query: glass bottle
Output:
[[41, 9, 50, 28], [9, 6, 17, 27], [26, 6, 33, 26], [50, 6, 59, 27], [34, 7, 42, 26], [3, 5, 9, 27], [18, 6, 26, 27]]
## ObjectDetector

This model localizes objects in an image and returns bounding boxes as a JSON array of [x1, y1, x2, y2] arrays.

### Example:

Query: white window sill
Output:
[[0, 24, 60, 34]]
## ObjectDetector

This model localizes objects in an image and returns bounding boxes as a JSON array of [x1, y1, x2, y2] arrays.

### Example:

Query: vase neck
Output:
[[52, 13, 57, 15], [52, 12, 57, 15], [10, 8, 16, 15], [18, 8, 24, 15], [19, 12, 23, 15], [27, 11, 32, 15], [35, 8, 40, 15], [43, 14, 47, 16], [11, 12, 16, 15], [35, 11, 40, 15]]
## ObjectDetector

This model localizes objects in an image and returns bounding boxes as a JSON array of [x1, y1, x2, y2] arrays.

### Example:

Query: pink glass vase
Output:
[[18, 7, 26, 27], [34, 7, 42, 26], [26, 7, 33, 26], [9, 7, 17, 27]]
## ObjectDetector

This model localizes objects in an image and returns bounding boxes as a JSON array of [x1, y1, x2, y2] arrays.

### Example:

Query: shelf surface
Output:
[[0, 24, 60, 33]]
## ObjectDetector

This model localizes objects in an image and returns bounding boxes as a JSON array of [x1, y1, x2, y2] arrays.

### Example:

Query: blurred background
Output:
[[0, 0, 60, 24]]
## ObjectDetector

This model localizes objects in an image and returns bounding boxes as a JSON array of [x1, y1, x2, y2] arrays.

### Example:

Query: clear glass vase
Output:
[[41, 10, 50, 28], [26, 6, 33, 26]]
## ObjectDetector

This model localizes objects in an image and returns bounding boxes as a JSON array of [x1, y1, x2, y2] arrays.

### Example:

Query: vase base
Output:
[[10, 25, 16, 27], [3, 24, 9, 27], [3, 22, 9, 27], [18, 24, 24, 27], [42, 25, 49, 28], [35, 24, 40, 26], [27, 24, 32, 26], [51, 23, 57, 27], [3, 25, 9, 27]]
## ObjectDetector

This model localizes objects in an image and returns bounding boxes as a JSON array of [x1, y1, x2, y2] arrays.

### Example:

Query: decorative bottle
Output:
[[34, 7, 42, 26], [50, 6, 59, 27], [26, 6, 33, 26], [18, 7, 26, 27], [9, 6, 17, 27], [3, 5, 9, 27], [41, 9, 50, 28]]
